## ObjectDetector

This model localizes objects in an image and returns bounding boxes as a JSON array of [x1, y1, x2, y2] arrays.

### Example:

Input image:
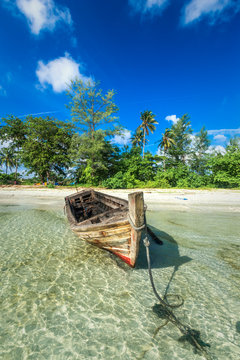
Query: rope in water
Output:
[[142, 214, 213, 360]]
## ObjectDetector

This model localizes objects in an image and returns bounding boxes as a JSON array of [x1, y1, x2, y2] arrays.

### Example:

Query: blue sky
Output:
[[0, 0, 240, 154]]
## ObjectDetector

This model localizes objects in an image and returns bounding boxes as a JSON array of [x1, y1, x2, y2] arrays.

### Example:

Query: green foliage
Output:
[[1, 108, 239, 189], [209, 150, 240, 188], [176, 174, 208, 188], [102, 171, 127, 189], [66, 79, 119, 136], [102, 148, 158, 189], [0, 115, 26, 148], [131, 128, 144, 148], [21, 116, 73, 182], [0, 172, 16, 185], [0, 115, 26, 179], [226, 136, 240, 153], [158, 128, 175, 153], [155, 165, 210, 188], [138, 110, 158, 158], [190, 126, 210, 175], [167, 114, 192, 165], [0, 147, 15, 174], [157, 128, 175, 171], [155, 164, 189, 187], [66, 80, 121, 185], [119, 148, 157, 183], [21, 178, 38, 185], [69, 130, 120, 185]]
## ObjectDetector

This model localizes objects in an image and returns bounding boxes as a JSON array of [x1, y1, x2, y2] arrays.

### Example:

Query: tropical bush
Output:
[[0, 172, 16, 185], [1, 108, 239, 189]]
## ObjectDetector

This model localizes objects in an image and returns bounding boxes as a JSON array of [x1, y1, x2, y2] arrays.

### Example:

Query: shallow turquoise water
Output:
[[0, 199, 239, 359]]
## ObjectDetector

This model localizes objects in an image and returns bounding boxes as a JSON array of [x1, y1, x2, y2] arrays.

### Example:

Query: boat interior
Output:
[[66, 190, 128, 225]]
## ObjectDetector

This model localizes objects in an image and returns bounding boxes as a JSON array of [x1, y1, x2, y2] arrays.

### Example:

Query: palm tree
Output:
[[0, 147, 15, 174], [131, 128, 144, 148], [158, 128, 175, 171], [138, 110, 158, 158], [0, 115, 26, 180]]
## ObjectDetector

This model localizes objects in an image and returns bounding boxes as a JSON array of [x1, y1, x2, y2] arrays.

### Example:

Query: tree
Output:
[[131, 128, 144, 148], [191, 126, 210, 175], [0, 147, 15, 174], [209, 150, 240, 188], [167, 114, 192, 165], [21, 116, 73, 182], [138, 110, 158, 159], [69, 130, 120, 185], [0, 115, 26, 180], [226, 136, 240, 153], [102, 147, 158, 189], [66, 79, 119, 138], [157, 128, 175, 171]]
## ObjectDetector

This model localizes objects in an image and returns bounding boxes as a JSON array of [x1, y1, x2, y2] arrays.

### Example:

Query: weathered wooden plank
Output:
[[94, 191, 128, 207], [128, 192, 145, 266], [70, 219, 129, 232], [102, 247, 129, 252], [73, 224, 131, 237], [81, 237, 131, 246], [77, 235, 131, 245]]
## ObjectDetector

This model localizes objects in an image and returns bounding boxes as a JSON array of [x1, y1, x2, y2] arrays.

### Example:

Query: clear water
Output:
[[0, 196, 239, 360]]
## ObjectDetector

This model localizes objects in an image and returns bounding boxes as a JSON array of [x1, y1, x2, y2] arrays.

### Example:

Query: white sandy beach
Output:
[[0, 186, 240, 213]]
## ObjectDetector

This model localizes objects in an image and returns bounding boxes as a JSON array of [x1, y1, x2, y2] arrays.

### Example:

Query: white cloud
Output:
[[183, 0, 236, 25], [0, 140, 11, 149], [189, 134, 197, 147], [0, 85, 7, 97], [129, 0, 168, 14], [165, 115, 179, 124], [17, 110, 60, 118], [111, 129, 132, 146], [146, 0, 168, 9], [36, 53, 92, 93], [213, 134, 227, 142], [156, 148, 164, 156], [15, 0, 72, 35], [208, 128, 240, 136], [207, 145, 226, 155]]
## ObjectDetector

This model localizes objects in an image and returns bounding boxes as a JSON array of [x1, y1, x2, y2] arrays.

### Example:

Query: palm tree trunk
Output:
[[143, 128, 145, 159], [15, 160, 18, 181], [163, 149, 166, 171]]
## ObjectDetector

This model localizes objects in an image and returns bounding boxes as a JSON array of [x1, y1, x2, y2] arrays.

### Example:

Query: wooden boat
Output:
[[65, 189, 145, 267]]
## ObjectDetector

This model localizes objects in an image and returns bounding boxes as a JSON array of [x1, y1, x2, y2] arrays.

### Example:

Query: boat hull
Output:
[[65, 190, 144, 267]]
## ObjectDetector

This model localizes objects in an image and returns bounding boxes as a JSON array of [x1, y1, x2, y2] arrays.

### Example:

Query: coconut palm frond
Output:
[[139, 110, 158, 158]]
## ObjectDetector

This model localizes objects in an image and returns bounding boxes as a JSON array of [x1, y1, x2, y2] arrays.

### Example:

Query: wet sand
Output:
[[0, 186, 240, 212]]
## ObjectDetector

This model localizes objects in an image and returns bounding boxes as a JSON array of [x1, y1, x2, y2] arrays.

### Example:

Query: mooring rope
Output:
[[127, 213, 146, 231], [143, 215, 213, 360], [143, 233, 183, 309]]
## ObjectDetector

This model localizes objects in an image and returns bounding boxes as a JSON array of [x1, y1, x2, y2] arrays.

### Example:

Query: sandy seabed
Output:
[[0, 185, 240, 213], [1, 186, 240, 360]]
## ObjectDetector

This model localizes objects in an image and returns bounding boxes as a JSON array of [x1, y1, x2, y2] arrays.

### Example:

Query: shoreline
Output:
[[1, 186, 240, 212]]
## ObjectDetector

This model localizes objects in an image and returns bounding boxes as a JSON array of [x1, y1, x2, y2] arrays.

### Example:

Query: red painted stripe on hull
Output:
[[115, 253, 133, 267]]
